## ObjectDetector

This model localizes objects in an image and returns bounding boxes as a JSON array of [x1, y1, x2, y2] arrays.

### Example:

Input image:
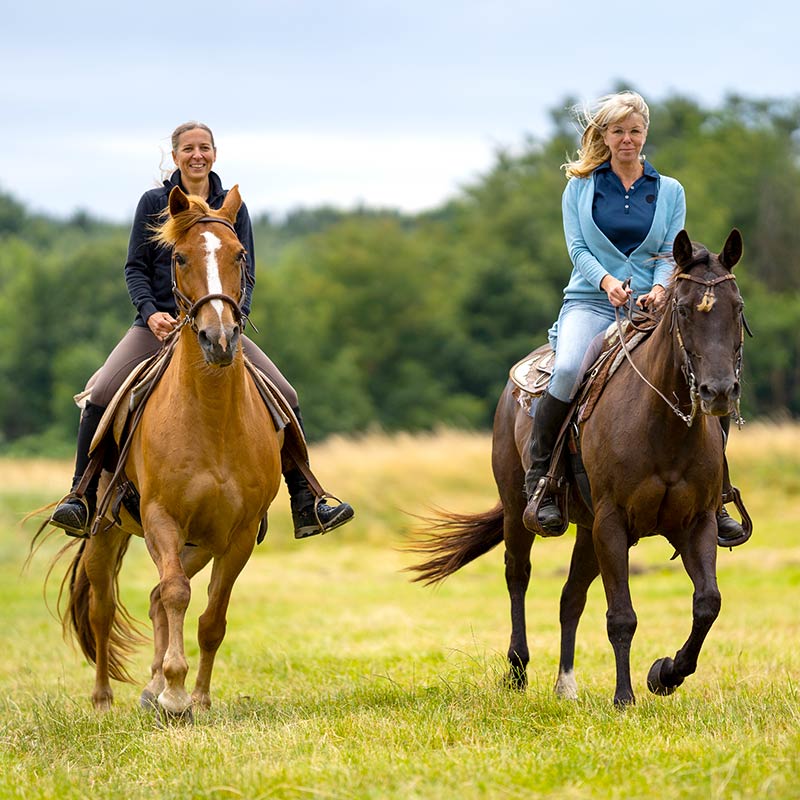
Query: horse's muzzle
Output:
[[698, 378, 740, 416], [197, 324, 241, 366]]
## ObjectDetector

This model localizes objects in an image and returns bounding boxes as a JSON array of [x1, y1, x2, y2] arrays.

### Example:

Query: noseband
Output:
[[170, 215, 248, 332]]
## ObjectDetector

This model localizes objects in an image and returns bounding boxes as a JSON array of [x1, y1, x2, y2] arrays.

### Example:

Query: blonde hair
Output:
[[562, 91, 650, 179]]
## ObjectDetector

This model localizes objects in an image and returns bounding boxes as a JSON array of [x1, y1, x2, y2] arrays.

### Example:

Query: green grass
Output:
[[1, 427, 799, 799]]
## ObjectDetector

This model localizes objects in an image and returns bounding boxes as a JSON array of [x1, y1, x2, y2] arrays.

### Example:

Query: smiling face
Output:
[[172, 127, 217, 187], [602, 112, 647, 168]]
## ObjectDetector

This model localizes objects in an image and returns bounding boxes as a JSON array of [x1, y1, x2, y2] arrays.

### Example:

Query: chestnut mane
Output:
[[150, 194, 216, 248]]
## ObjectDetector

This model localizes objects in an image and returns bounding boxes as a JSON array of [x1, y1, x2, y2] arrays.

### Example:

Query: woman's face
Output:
[[172, 128, 216, 183], [603, 112, 647, 167]]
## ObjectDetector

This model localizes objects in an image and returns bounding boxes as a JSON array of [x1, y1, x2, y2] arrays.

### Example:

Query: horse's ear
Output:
[[220, 184, 242, 224], [720, 228, 743, 270], [673, 229, 693, 269], [168, 185, 190, 217]]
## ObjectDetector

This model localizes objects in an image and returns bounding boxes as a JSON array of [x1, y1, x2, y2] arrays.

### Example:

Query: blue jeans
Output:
[[547, 299, 616, 402]]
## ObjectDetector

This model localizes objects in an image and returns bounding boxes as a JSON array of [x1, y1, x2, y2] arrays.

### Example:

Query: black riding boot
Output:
[[285, 407, 354, 539], [50, 401, 106, 538], [717, 415, 747, 546], [522, 390, 571, 535]]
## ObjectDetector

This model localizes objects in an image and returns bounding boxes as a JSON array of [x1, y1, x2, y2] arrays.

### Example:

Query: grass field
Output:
[[1, 425, 799, 799]]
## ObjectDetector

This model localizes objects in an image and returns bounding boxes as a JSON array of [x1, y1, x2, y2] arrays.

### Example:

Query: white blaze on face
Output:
[[201, 231, 225, 321]]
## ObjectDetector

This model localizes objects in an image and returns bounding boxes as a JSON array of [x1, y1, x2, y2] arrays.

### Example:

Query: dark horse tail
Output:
[[59, 536, 145, 684], [404, 503, 505, 585]]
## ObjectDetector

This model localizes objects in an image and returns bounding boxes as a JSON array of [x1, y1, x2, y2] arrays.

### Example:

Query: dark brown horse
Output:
[[40, 186, 283, 721], [408, 229, 747, 706]]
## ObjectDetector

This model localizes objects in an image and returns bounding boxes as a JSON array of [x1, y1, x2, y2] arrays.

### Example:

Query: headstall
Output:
[[170, 216, 250, 334], [616, 267, 749, 429]]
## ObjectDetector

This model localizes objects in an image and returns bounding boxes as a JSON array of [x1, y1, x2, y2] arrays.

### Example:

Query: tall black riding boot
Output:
[[284, 407, 354, 539], [50, 401, 106, 538], [522, 390, 571, 535], [716, 415, 747, 546]]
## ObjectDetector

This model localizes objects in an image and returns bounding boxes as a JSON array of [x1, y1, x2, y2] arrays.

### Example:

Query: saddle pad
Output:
[[86, 355, 165, 455], [509, 344, 555, 397]]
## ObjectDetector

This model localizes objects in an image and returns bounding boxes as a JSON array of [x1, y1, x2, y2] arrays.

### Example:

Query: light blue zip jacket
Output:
[[560, 168, 686, 300]]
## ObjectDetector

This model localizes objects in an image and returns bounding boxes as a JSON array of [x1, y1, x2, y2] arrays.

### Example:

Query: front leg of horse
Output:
[[140, 584, 167, 711], [648, 522, 721, 696], [141, 546, 213, 712], [556, 525, 599, 699], [147, 539, 194, 724], [192, 539, 254, 710]]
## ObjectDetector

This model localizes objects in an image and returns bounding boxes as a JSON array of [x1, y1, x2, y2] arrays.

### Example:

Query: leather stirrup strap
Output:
[[73, 446, 105, 497], [525, 402, 576, 536], [91, 338, 180, 534]]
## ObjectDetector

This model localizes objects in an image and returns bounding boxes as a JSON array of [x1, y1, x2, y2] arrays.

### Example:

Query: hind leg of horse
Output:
[[492, 387, 534, 690], [593, 512, 637, 706], [504, 525, 534, 690], [192, 537, 255, 710], [83, 530, 131, 711], [555, 524, 599, 699], [498, 461, 533, 690], [648, 517, 721, 696], [141, 545, 212, 711]]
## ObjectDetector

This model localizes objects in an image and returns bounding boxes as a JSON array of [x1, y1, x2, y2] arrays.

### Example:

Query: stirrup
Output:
[[522, 476, 567, 537], [717, 486, 752, 548], [50, 493, 93, 539], [294, 494, 354, 539]]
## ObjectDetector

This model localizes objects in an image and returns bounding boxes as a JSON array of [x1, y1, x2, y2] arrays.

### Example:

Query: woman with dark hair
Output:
[[50, 121, 354, 540]]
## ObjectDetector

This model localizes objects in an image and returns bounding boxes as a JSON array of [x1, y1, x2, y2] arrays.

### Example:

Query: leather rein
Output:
[[614, 265, 750, 429], [169, 215, 251, 336]]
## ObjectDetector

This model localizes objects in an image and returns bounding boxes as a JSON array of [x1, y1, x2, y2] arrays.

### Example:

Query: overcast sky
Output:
[[2, 0, 797, 223]]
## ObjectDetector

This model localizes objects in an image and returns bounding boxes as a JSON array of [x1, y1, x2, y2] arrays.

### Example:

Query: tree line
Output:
[[1, 90, 798, 453]]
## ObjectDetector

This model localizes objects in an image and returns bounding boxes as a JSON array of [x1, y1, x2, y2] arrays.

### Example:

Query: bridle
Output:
[[169, 215, 251, 335], [615, 259, 750, 428]]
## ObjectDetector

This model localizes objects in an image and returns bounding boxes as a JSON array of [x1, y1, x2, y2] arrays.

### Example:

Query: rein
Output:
[[614, 270, 746, 429], [170, 215, 250, 333]]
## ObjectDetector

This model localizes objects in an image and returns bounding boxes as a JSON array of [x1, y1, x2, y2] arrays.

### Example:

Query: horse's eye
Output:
[[174, 253, 186, 267], [677, 304, 689, 318]]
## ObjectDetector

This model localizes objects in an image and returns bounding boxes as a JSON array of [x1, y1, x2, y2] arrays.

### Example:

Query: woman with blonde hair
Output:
[[522, 90, 747, 545]]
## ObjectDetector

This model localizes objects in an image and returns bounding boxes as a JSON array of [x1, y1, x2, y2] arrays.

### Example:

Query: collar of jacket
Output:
[[164, 170, 225, 205]]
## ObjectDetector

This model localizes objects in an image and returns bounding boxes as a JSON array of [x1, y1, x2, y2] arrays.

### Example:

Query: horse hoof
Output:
[[139, 689, 158, 711], [554, 670, 578, 700], [503, 666, 528, 692], [613, 694, 636, 708], [155, 703, 194, 727], [647, 657, 684, 696]]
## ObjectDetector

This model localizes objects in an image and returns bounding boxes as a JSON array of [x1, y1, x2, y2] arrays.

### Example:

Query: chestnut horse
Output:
[[408, 229, 747, 706], [52, 186, 282, 721]]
